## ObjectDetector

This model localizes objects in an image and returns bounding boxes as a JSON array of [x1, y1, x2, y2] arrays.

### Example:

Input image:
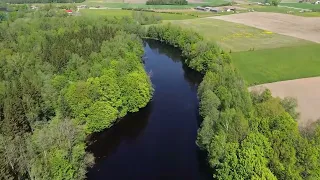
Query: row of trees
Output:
[[146, 0, 187, 5], [147, 23, 320, 179], [0, 6, 152, 179]]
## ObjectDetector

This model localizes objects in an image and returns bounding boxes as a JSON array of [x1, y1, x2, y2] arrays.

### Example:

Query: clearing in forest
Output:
[[250, 77, 320, 126], [211, 12, 320, 43], [168, 18, 313, 52]]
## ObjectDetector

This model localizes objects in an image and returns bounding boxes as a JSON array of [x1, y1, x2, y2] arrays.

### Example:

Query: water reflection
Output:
[[87, 103, 153, 163], [87, 40, 212, 180], [146, 40, 182, 62]]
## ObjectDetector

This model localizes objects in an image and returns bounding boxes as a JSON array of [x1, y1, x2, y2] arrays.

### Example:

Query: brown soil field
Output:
[[211, 12, 320, 43], [250, 77, 320, 126]]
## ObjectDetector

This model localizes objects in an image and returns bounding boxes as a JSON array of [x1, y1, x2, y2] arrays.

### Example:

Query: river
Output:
[[87, 40, 212, 180]]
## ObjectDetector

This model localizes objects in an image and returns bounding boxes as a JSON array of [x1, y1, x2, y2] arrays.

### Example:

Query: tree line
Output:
[[147, 23, 320, 179], [146, 0, 187, 5], [0, 6, 152, 179]]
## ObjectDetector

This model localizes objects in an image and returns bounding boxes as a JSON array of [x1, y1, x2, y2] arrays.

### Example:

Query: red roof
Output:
[[65, 10, 73, 13]]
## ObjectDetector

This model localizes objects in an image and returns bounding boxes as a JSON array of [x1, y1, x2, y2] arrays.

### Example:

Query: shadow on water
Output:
[[87, 40, 212, 180], [87, 103, 154, 163]]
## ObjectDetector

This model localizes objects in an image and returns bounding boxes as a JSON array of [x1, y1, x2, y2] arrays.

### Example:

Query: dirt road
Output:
[[211, 12, 320, 43], [250, 77, 320, 126]]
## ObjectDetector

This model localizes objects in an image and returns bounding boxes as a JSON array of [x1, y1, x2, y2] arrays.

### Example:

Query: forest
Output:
[[2, 3, 320, 180], [0, 5, 152, 179], [146, 0, 187, 5], [147, 24, 320, 179]]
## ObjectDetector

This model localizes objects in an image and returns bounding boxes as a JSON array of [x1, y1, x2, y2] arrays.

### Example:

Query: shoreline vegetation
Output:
[[146, 24, 320, 179], [1, 3, 320, 180]]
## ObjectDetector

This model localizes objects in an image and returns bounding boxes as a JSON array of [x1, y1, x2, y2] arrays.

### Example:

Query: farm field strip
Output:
[[231, 44, 320, 85], [80, 9, 213, 19], [211, 12, 320, 43], [168, 18, 313, 52]]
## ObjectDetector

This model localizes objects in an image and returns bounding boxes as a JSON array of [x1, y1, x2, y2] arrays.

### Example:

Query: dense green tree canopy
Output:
[[0, 5, 153, 179], [2, 4, 320, 180]]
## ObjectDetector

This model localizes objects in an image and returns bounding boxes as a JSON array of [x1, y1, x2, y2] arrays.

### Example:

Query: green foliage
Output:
[[132, 11, 162, 25], [0, 12, 6, 22], [146, 0, 188, 5], [28, 118, 94, 180], [0, 8, 152, 179], [265, 0, 281, 6], [148, 23, 320, 180], [281, 97, 299, 120]]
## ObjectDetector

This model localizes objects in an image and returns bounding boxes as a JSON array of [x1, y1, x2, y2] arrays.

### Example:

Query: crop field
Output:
[[232, 44, 320, 85], [80, 9, 213, 19], [168, 18, 312, 51], [237, 4, 320, 17], [213, 12, 320, 43]]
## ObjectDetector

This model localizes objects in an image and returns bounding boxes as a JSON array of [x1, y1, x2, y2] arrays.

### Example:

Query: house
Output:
[[77, 5, 88, 9], [195, 6, 206, 11], [225, 7, 236, 12], [0, 7, 8, 12], [210, 8, 220, 13], [65, 9, 73, 14], [30, 5, 38, 10]]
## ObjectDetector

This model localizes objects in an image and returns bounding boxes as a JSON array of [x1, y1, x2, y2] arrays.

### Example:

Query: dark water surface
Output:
[[87, 40, 212, 180]]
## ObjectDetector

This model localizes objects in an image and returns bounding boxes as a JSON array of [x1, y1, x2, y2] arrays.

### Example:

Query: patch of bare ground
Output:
[[211, 12, 320, 43], [250, 77, 320, 126]]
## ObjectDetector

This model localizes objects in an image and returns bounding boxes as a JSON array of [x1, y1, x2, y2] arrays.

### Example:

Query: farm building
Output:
[[30, 5, 38, 10], [65, 9, 73, 14], [195, 6, 206, 11], [195, 6, 222, 12], [77, 5, 88, 9], [0, 7, 8, 12], [210, 8, 220, 12]]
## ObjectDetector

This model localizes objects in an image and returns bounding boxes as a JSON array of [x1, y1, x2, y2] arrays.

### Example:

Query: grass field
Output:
[[168, 18, 313, 52], [232, 44, 320, 85], [281, 3, 320, 10], [84, 3, 203, 9], [240, 4, 320, 17], [79, 0, 230, 8], [80, 9, 213, 19]]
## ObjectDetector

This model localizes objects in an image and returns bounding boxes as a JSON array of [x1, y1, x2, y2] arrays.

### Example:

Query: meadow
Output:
[[281, 3, 320, 10], [76, 0, 231, 8], [168, 18, 312, 51], [232, 44, 320, 85], [240, 4, 320, 17], [80, 9, 213, 19]]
